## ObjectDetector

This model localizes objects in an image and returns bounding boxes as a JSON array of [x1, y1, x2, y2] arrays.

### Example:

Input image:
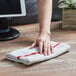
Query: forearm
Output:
[[37, 0, 52, 35], [31, 0, 53, 55]]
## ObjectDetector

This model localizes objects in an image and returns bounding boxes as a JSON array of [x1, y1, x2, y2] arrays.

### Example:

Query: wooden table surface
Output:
[[0, 22, 76, 76]]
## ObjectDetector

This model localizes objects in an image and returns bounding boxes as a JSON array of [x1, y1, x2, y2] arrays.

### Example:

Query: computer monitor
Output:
[[0, 0, 26, 17], [0, 0, 26, 41]]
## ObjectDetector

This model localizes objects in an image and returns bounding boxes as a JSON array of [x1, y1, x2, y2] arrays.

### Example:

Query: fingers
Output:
[[50, 44, 54, 53], [47, 43, 51, 55], [30, 41, 37, 49], [43, 41, 48, 56], [43, 41, 53, 56], [30, 40, 54, 56], [39, 41, 43, 54]]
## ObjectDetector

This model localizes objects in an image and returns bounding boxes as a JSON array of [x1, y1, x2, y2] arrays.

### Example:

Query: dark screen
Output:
[[0, 0, 21, 15]]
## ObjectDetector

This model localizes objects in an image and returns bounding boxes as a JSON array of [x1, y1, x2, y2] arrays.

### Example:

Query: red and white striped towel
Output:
[[6, 41, 71, 65]]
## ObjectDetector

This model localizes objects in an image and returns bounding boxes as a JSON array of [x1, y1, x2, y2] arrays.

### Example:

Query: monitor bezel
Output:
[[0, 0, 26, 18]]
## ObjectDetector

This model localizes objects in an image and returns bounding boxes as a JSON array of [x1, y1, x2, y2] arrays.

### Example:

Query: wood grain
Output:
[[0, 22, 76, 76], [62, 9, 76, 28]]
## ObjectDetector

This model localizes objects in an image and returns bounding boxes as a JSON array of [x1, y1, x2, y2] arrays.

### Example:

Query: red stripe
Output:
[[17, 42, 60, 59], [17, 52, 40, 59], [53, 42, 60, 48], [17, 56, 22, 59]]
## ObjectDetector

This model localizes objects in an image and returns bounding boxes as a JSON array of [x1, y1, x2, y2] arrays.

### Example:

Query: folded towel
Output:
[[6, 41, 71, 65]]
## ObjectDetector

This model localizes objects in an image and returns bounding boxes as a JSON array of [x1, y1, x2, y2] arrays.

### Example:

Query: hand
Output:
[[30, 32, 53, 56]]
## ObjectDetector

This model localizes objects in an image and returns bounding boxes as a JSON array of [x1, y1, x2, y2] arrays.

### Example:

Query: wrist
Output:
[[39, 31, 51, 37]]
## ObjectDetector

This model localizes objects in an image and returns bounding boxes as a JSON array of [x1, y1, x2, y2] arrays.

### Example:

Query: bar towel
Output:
[[6, 41, 71, 65]]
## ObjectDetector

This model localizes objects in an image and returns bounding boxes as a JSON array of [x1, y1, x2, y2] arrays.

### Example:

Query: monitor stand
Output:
[[0, 18, 20, 41]]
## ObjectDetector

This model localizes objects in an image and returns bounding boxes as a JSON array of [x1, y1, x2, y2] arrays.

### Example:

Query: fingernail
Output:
[[47, 53, 49, 55], [44, 55, 46, 56], [44, 53, 46, 56], [45, 53, 47, 56]]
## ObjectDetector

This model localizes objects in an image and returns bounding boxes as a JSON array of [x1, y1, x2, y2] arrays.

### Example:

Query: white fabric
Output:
[[6, 41, 71, 65]]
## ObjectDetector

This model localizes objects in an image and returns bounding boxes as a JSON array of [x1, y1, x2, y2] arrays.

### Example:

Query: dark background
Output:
[[0, 0, 21, 15], [0, 0, 62, 25]]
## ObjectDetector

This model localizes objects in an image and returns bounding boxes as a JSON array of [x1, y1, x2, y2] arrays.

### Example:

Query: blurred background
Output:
[[0, 0, 62, 25]]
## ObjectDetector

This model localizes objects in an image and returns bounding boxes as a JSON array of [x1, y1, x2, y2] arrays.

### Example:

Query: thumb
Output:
[[30, 41, 37, 49]]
